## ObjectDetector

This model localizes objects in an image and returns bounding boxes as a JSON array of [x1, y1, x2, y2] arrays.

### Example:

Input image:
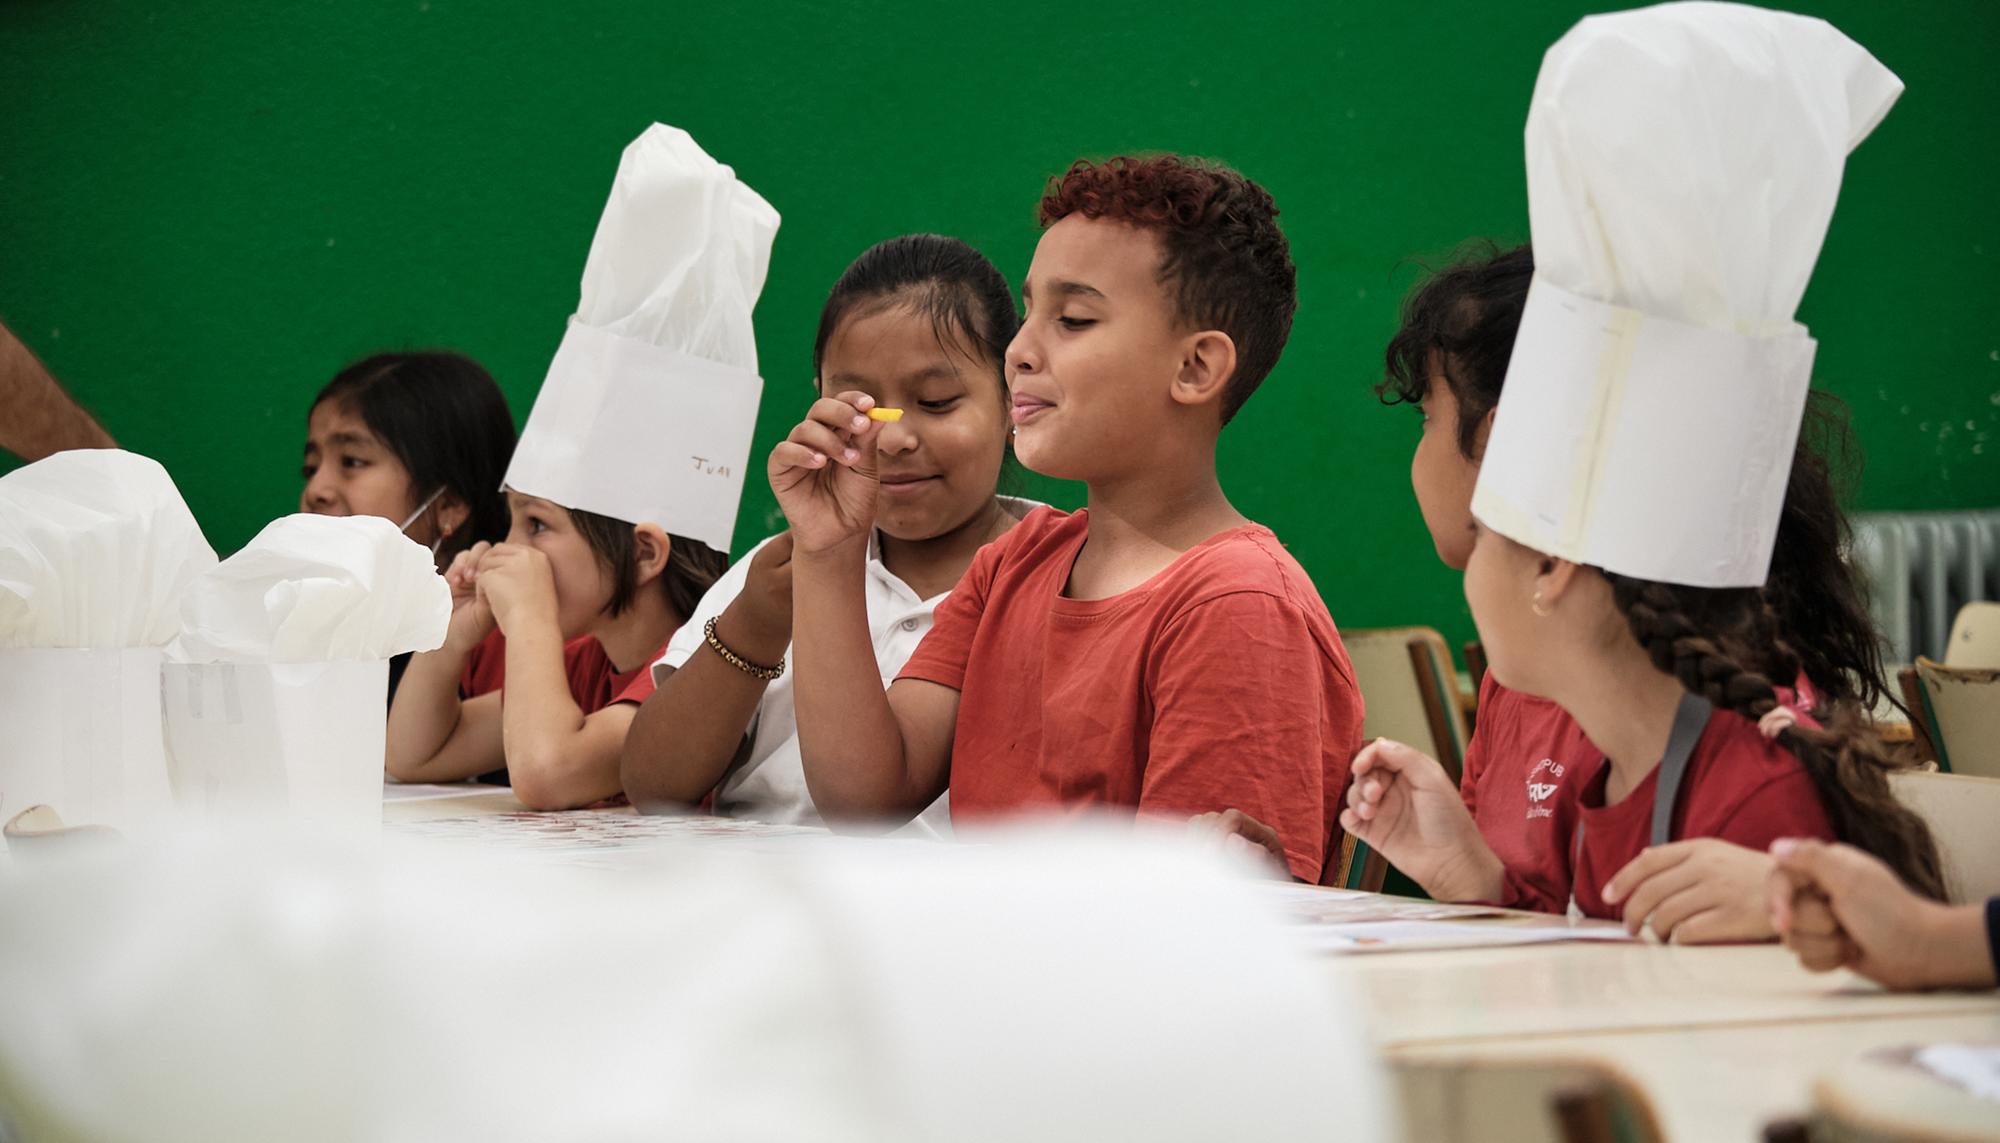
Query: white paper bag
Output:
[[0, 647, 172, 833], [160, 659, 388, 833]]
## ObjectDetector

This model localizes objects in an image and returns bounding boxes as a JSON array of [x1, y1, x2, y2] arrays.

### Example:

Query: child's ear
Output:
[[1537, 557, 1584, 607], [1169, 330, 1239, 413], [632, 523, 673, 586], [1470, 408, 1498, 463], [435, 490, 470, 540]]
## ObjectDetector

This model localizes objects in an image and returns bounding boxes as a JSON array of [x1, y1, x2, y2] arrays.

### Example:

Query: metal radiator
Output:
[[1851, 509, 2000, 664]]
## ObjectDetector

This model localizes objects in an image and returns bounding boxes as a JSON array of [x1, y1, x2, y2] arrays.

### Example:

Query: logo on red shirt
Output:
[[1526, 757, 1565, 820]]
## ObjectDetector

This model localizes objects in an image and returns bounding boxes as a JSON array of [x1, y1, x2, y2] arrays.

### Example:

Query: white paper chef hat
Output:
[[503, 124, 781, 552], [1470, 2, 1901, 587]]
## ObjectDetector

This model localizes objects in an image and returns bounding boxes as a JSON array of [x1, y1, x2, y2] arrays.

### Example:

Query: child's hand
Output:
[[1187, 808, 1292, 879], [1766, 838, 1986, 990], [716, 531, 794, 664], [1338, 739, 1500, 902], [441, 541, 496, 652], [475, 543, 558, 636], [768, 391, 883, 556], [1604, 838, 1774, 943]]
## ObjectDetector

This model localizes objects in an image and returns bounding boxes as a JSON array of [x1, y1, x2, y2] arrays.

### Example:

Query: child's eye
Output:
[[527, 517, 547, 535], [1056, 316, 1096, 330], [300, 464, 317, 480], [917, 397, 961, 412], [343, 456, 369, 469]]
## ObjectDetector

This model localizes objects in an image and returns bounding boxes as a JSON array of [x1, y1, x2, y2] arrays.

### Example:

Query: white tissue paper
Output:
[[503, 122, 781, 553], [170, 514, 449, 663], [1470, 1, 1902, 587], [0, 450, 214, 833], [0, 449, 216, 648], [0, 825, 1393, 1143], [160, 514, 450, 831]]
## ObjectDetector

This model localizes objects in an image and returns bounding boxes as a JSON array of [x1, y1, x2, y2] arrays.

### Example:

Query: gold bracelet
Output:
[[703, 616, 785, 681]]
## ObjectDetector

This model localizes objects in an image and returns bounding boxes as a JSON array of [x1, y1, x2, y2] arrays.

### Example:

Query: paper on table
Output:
[[1299, 919, 1636, 955], [381, 782, 510, 803], [1252, 881, 1510, 925], [1913, 1043, 2000, 1103]]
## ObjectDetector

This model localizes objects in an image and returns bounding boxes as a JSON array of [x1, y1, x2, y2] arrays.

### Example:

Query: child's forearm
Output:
[[791, 542, 922, 819], [386, 643, 474, 780], [497, 618, 595, 807], [1921, 901, 2000, 989], [623, 618, 778, 808]]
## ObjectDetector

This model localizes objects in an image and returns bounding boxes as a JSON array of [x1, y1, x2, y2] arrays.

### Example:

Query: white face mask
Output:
[[398, 486, 447, 556]]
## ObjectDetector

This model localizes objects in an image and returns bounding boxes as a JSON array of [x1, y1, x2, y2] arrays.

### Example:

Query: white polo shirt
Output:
[[653, 499, 1037, 836]]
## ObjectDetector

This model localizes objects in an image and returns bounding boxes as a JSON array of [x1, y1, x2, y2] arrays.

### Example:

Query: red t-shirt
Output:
[[897, 506, 1365, 883], [1568, 705, 1834, 919], [459, 628, 662, 711], [1463, 674, 1827, 915], [1458, 675, 1600, 914]]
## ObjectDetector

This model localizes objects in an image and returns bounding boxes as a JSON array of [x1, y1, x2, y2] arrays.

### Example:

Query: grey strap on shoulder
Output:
[[1649, 691, 1715, 848]]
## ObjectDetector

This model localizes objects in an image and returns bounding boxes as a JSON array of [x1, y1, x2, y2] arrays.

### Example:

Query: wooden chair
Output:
[[1910, 658, 2000, 779], [1886, 769, 2000, 905], [1396, 1057, 1664, 1143], [1943, 599, 2000, 668], [1329, 832, 1388, 892], [1343, 626, 1471, 786]]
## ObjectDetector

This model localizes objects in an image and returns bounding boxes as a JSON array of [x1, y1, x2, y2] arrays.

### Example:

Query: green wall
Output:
[[4, 0, 1995, 654]]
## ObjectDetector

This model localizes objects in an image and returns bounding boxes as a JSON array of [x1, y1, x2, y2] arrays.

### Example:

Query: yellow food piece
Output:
[[866, 407, 905, 422]]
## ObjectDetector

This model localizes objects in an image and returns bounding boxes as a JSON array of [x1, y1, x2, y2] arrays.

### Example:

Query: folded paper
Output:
[[504, 123, 781, 552], [170, 513, 450, 663], [0, 449, 216, 648], [1472, 1, 1901, 587]]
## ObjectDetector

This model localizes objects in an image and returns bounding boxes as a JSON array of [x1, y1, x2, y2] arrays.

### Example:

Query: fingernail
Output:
[[809, 452, 826, 467], [842, 448, 857, 463], [1603, 884, 1621, 903], [851, 416, 868, 430], [1771, 839, 1798, 857]]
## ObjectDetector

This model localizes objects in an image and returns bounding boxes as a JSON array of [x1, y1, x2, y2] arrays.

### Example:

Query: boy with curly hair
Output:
[[772, 155, 1363, 881]]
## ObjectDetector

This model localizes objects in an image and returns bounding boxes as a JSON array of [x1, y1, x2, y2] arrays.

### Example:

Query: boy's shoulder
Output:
[[1159, 523, 1326, 616], [980, 503, 1085, 569]]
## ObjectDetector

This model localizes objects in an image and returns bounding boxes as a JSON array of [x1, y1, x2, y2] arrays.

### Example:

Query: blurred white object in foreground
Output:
[[0, 450, 216, 833], [0, 822, 1392, 1142], [161, 514, 451, 833]]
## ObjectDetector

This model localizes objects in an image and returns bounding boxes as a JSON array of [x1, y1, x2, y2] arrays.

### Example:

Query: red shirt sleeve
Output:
[[1459, 672, 1503, 816], [1138, 590, 1348, 883], [895, 531, 1002, 692]]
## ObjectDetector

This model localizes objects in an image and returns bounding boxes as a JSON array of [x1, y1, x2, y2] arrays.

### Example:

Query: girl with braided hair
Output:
[[1341, 521, 1945, 928], [1332, 246, 1940, 939], [1220, 243, 1941, 941]]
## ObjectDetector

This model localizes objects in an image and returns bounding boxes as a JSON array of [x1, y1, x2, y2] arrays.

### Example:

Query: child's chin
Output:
[[1012, 434, 1083, 482]]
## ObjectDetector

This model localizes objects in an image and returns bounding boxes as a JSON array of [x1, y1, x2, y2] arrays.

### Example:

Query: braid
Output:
[[1607, 575, 1947, 902]]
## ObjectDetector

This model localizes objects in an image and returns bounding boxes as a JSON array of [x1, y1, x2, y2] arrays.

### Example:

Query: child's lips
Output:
[[1010, 396, 1054, 426], [879, 473, 939, 496]]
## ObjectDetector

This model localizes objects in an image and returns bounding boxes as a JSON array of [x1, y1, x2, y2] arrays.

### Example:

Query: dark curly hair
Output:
[[1038, 155, 1297, 425], [1380, 242, 1894, 713], [1607, 574, 1945, 901]]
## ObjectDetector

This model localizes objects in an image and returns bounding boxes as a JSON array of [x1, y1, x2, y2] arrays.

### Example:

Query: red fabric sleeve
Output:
[[1138, 590, 1347, 883], [1459, 673, 1503, 815], [894, 534, 1001, 693]]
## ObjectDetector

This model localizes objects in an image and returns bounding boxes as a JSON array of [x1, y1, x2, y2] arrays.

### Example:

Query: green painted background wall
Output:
[[4, 0, 1995, 653]]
